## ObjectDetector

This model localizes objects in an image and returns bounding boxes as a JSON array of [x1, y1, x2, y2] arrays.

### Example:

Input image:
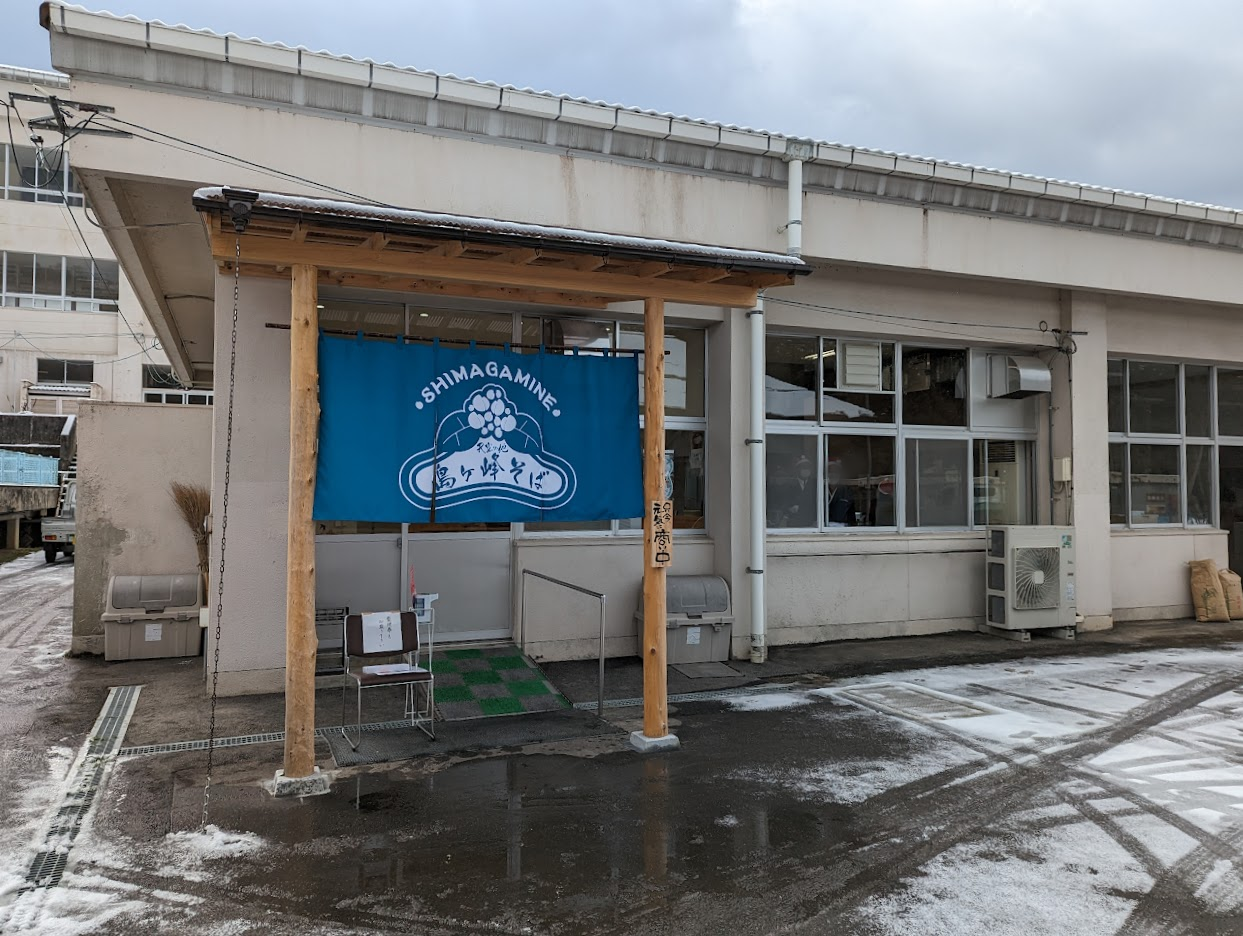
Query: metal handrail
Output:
[[520, 569, 606, 717]]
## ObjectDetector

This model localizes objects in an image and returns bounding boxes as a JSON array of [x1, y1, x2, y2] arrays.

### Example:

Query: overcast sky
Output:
[[4, 0, 1240, 207]]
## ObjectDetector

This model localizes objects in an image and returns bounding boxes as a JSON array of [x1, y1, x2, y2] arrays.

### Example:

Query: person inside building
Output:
[[773, 454, 818, 526], [825, 457, 857, 526]]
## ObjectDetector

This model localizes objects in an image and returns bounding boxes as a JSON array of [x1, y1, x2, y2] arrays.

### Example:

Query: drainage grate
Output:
[[833, 682, 995, 722], [572, 683, 796, 711], [117, 719, 420, 758], [20, 685, 141, 892]]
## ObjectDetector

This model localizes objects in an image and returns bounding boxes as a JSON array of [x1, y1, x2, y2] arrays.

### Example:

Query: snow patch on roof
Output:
[[194, 187, 809, 270]]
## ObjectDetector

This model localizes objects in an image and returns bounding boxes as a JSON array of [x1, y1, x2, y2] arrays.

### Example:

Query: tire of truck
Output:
[[63, 544, 74, 558], [44, 547, 57, 564]]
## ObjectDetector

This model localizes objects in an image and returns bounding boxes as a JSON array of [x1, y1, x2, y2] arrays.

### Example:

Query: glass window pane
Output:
[[902, 347, 967, 426], [824, 435, 896, 527], [974, 439, 1032, 526], [1218, 370, 1243, 437], [1107, 360, 1126, 433], [618, 324, 706, 417], [765, 335, 817, 421], [618, 429, 706, 531], [316, 299, 404, 337], [34, 254, 62, 296], [543, 317, 611, 352], [65, 257, 93, 300], [64, 360, 93, 384], [1129, 444, 1181, 525], [8, 145, 37, 189], [1185, 365, 1212, 438], [1188, 444, 1214, 526], [36, 359, 62, 383], [94, 259, 119, 302], [822, 342, 895, 423], [905, 438, 969, 527], [1128, 361, 1179, 434], [1109, 443, 1126, 524], [767, 434, 818, 528], [1220, 447, 1243, 569], [6, 252, 34, 294]]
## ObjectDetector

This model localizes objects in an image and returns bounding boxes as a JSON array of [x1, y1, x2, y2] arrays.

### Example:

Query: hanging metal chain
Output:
[[201, 236, 241, 830]]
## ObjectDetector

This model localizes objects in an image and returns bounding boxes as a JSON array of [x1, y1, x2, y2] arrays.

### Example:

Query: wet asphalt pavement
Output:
[[4, 559, 1243, 934]]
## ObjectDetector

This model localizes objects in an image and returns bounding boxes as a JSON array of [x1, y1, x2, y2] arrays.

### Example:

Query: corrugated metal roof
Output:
[[193, 187, 811, 272], [40, 3, 1242, 218], [0, 64, 70, 88]]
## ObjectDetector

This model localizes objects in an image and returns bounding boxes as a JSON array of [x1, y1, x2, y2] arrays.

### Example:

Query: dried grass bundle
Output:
[[169, 481, 211, 575]]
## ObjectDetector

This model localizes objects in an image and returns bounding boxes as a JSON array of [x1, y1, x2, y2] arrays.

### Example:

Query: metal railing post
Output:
[[598, 595, 606, 718]]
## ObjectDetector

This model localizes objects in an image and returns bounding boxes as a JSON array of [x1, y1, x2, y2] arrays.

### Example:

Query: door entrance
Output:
[[1219, 447, 1243, 573]]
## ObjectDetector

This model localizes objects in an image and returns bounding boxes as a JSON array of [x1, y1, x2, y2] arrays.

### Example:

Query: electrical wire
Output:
[[764, 295, 1062, 344], [93, 112, 399, 207]]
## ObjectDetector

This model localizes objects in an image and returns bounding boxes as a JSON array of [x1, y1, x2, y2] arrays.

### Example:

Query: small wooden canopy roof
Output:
[[194, 187, 809, 309]]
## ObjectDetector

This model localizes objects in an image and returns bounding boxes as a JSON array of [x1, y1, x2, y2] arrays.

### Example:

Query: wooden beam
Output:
[[284, 263, 319, 780], [428, 241, 465, 258], [208, 230, 763, 307], [567, 254, 607, 272], [235, 263, 615, 308], [641, 296, 669, 741], [291, 224, 309, 243], [628, 261, 672, 278], [362, 232, 389, 251], [678, 267, 732, 284], [498, 246, 540, 265]]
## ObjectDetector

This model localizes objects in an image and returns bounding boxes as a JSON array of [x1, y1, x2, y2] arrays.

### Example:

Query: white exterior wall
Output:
[[0, 73, 166, 411], [36, 27, 1243, 688]]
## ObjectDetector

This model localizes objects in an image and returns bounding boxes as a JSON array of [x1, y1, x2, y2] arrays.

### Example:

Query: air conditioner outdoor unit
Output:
[[984, 526, 1076, 640]]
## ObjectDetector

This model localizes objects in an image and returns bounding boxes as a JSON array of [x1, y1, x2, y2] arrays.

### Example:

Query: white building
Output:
[[0, 63, 192, 413], [39, 4, 1243, 693]]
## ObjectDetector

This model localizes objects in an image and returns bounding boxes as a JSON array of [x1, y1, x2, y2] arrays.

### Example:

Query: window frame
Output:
[[1, 142, 84, 205], [514, 314, 710, 540], [36, 357, 94, 386], [0, 250, 119, 312], [766, 334, 1038, 534], [1109, 357, 1227, 530]]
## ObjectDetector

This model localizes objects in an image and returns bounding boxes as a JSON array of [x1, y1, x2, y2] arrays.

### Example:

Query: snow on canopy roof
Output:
[[193, 187, 810, 273]]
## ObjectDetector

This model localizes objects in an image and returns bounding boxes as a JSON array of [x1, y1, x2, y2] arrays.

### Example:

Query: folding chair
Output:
[[341, 611, 435, 749]]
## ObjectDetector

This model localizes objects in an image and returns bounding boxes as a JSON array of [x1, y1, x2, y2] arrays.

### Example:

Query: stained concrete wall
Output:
[[72, 401, 212, 654]]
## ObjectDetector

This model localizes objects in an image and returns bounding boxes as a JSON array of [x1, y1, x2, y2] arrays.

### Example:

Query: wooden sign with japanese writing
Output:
[[649, 499, 673, 567]]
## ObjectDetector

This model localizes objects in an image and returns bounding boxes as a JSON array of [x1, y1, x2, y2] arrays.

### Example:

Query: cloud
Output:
[[4, 0, 1241, 206]]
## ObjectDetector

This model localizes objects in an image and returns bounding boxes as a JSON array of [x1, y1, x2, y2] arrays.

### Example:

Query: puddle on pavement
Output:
[[172, 702, 878, 931]]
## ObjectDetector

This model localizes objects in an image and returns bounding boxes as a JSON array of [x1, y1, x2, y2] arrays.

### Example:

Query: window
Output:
[[767, 336, 1035, 532], [974, 439, 1033, 526], [521, 314, 708, 536], [902, 347, 967, 426], [1110, 358, 1227, 528], [1, 143, 83, 204], [37, 359, 93, 385], [1, 251, 118, 311], [143, 365, 213, 405]]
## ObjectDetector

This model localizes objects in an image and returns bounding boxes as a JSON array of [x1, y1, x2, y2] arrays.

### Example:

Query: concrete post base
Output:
[[629, 731, 680, 753], [3, 518, 19, 550], [269, 766, 332, 798]]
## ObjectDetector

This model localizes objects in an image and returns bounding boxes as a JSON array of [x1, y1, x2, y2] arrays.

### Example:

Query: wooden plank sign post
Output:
[[279, 262, 324, 791], [633, 297, 679, 753]]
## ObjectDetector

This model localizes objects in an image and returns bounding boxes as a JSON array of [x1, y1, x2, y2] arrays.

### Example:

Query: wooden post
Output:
[[640, 296, 670, 742], [284, 263, 319, 779]]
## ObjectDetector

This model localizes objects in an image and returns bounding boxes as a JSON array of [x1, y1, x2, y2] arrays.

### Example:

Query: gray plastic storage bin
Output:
[[102, 574, 204, 661], [634, 575, 734, 664]]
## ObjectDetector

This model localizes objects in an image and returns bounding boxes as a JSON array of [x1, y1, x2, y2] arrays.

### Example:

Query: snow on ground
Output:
[[852, 820, 1153, 936], [166, 824, 265, 862], [726, 690, 814, 712]]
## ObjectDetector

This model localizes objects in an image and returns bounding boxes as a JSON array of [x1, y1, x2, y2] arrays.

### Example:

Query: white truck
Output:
[[40, 478, 75, 564]]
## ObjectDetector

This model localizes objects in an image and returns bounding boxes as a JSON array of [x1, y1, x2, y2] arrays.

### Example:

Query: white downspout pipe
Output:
[[750, 142, 809, 664], [748, 295, 766, 663]]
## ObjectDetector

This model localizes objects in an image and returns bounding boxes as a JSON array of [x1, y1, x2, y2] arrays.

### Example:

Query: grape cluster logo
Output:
[[398, 384, 576, 511]]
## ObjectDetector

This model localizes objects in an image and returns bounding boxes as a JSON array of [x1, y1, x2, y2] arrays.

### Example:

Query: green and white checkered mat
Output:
[[432, 644, 569, 720]]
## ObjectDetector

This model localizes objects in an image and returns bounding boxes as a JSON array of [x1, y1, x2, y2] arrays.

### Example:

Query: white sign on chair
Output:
[[361, 611, 403, 654]]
